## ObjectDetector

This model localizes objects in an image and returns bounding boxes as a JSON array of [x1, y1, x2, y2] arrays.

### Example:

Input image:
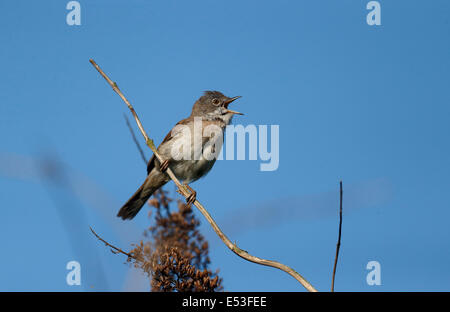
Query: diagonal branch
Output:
[[124, 113, 148, 165], [89, 59, 318, 292], [331, 181, 343, 291], [90, 226, 135, 259]]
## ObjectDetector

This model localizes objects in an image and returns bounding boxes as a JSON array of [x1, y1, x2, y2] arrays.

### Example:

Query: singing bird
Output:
[[117, 91, 242, 220]]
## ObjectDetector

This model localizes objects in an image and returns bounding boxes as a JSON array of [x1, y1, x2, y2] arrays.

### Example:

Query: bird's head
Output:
[[191, 91, 242, 123]]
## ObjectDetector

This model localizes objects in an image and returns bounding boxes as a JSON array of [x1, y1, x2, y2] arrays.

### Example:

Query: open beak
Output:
[[225, 109, 243, 115], [224, 96, 243, 115]]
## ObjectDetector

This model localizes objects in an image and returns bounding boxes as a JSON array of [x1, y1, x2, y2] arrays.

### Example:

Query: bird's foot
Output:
[[184, 184, 197, 206], [160, 159, 170, 172]]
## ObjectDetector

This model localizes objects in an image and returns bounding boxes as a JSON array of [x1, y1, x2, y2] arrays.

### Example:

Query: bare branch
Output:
[[124, 113, 148, 165], [331, 181, 343, 292], [90, 226, 135, 259], [89, 59, 318, 292]]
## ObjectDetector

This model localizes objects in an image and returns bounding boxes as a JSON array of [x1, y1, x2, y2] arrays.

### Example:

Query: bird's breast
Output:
[[158, 121, 225, 183], [170, 157, 216, 184]]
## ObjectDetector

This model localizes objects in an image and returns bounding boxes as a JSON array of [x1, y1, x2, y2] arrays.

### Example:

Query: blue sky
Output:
[[1, 0, 449, 291]]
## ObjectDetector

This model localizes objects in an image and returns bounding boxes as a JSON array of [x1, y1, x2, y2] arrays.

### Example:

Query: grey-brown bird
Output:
[[117, 91, 242, 220]]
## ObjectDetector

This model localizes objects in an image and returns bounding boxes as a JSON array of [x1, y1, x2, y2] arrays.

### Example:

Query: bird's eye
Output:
[[212, 98, 220, 106]]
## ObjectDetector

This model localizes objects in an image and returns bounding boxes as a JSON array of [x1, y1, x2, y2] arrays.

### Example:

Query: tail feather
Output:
[[117, 174, 165, 220]]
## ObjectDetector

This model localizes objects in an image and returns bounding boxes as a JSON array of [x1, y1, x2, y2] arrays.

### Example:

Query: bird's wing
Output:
[[146, 117, 191, 174], [146, 155, 156, 175]]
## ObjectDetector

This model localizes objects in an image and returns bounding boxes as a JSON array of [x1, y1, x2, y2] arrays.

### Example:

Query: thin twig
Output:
[[331, 181, 343, 292], [124, 113, 148, 165], [89, 59, 318, 292], [90, 226, 135, 259]]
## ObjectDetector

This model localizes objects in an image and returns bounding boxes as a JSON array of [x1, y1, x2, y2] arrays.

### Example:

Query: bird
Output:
[[117, 91, 242, 220]]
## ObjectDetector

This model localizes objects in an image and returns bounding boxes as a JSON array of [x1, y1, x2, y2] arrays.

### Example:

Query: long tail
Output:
[[117, 172, 167, 220]]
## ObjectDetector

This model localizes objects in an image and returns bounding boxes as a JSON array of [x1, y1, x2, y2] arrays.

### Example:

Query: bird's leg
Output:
[[159, 159, 170, 172], [184, 184, 197, 206]]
